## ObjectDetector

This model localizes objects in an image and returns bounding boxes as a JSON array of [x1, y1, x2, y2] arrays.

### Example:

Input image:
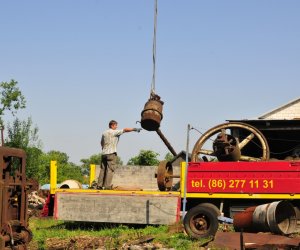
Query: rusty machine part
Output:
[[140, 93, 177, 156], [191, 122, 270, 162], [156, 121, 271, 191], [233, 201, 297, 235], [141, 0, 162, 132], [141, 94, 164, 131], [140, 94, 180, 190], [157, 160, 180, 191], [212, 129, 241, 161], [0, 146, 35, 249], [156, 129, 177, 156], [140, 98, 177, 157]]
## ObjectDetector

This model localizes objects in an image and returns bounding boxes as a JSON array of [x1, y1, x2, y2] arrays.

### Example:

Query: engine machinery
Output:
[[0, 146, 36, 249]]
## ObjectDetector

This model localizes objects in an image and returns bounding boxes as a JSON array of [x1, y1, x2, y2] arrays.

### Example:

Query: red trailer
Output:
[[179, 160, 300, 238], [52, 120, 300, 239]]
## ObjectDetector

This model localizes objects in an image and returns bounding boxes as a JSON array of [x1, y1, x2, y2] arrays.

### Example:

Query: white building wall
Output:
[[260, 100, 300, 119]]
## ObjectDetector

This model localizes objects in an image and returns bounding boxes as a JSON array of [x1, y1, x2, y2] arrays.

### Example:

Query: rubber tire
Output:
[[183, 204, 219, 239], [199, 203, 221, 216]]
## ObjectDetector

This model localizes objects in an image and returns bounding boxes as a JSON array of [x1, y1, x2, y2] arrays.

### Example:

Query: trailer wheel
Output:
[[199, 203, 221, 216], [183, 205, 219, 239]]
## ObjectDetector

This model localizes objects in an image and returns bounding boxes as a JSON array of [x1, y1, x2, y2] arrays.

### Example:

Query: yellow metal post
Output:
[[89, 164, 96, 186], [50, 160, 57, 194], [180, 162, 186, 198], [182, 124, 191, 219]]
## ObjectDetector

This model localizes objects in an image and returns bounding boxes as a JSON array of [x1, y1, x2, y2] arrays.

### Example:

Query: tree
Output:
[[80, 153, 102, 175], [24, 146, 43, 179], [164, 152, 175, 162], [80, 153, 123, 176], [5, 117, 41, 148], [0, 79, 26, 129], [127, 150, 160, 166], [4, 117, 84, 185], [5, 117, 43, 179], [38, 150, 84, 185]]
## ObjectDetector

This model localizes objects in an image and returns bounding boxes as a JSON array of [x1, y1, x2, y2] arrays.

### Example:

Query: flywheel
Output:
[[191, 122, 270, 162]]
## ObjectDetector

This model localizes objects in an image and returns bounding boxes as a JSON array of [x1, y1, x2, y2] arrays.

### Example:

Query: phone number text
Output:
[[190, 179, 274, 190]]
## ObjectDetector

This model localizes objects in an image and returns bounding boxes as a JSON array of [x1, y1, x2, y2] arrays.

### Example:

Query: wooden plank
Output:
[[54, 192, 180, 225]]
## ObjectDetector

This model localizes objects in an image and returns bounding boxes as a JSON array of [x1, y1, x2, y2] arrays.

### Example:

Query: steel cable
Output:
[[150, 0, 157, 96]]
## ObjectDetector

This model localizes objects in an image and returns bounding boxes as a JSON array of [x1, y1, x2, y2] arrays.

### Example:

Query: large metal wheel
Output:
[[183, 204, 219, 239], [157, 160, 173, 191], [191, 122, 270, 162]]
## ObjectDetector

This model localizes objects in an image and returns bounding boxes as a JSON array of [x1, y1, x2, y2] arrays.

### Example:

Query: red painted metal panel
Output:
[[186, 161, 300, 194]]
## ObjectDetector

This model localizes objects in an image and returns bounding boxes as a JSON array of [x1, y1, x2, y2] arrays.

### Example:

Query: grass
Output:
[[28, 217, 207, 249]]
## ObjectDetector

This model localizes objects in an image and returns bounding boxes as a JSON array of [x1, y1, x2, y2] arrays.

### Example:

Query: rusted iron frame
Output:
[[0, 146, 33, 248], [156, 129, 177, 156]]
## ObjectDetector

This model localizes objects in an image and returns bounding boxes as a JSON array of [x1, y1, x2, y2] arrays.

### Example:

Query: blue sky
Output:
[[1, 0, 299, 164]]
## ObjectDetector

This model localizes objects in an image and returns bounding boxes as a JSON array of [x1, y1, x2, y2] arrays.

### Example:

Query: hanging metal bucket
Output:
[[252, 201, 297, 235], [141, 95, 164, 131]]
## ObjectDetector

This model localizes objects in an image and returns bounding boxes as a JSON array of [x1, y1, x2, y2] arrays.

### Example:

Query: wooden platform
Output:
[[54, 190, 180, 225]]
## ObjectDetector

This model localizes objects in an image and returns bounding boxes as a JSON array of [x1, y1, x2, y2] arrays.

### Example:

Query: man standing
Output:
[[97, 120, 141, 190]]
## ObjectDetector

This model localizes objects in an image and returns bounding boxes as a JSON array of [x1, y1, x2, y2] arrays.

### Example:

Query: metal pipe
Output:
[[240, 229, 244, 250], [1, 126, 4, 146], [220, 200, 224, 216], [182, 124, 191, 220], [156, 129, 177, 156]]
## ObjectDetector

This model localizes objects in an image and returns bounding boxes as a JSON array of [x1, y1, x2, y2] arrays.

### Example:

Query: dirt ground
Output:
[[28, 235, 175, 250], [27, 212, 184, 250]]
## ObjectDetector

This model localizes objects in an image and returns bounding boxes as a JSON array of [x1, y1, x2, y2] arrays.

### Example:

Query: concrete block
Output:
[[55, 191, 180, 225], [94, 165, 180, 191]]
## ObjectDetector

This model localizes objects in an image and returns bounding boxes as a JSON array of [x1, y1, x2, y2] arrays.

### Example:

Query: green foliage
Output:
[[46, 150, 69, 164], [5, 117, 43, 179], [25, 147, 43, 179], [36, 152, 58, 185], [29, 218, 66, 249], [155, 232, 200, 249], [1, 84, 86, 185], [165, 152, 175, 162], [4, 117, 86, 184], [5, 117, 41, 148], [38, 150, 84, 185], [127, 150, 160, 166], [0, 79, 26, 127], [80, 153, 102, 175], [29, 218, 205, 250], [80, 154, 123, 176], [116, 156, 123, 166]]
